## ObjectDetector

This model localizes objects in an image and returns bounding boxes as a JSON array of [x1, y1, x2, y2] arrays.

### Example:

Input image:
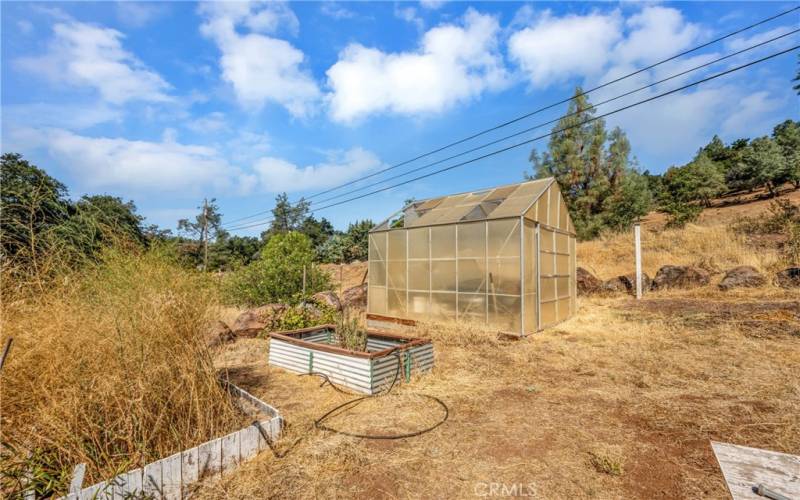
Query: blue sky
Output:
[[2, 1, 798, 235]]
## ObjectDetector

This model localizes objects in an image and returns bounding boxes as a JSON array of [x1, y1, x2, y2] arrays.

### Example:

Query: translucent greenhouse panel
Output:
[[431, 225, 456, 259], [369, 232, 387, 261], [387, 261, 407, 289], [558, 197, 569, 231], [540, 300, 556, 326], [525, 200, 538, 221], [369, 260, 386, 287], [458, 293, 486, 323], [556, 254, 570, 274], [488, 258, 520, 295], [556, 277, 570, 298], [523, 221, 536, 295], [537, 192, 549, 224], [368, 286, 387, 315], [430, 292, 457, 320], [540, 250, 555, 276], [540, 228, 554, 253], [488, 294, 521, 333], [387, 230, 407, 261], [557, 298, 570, 322], [407, 291, 429, 319], [388, 288, 407, 317], [458, 258, 486, 293], [408, 260, 430, 291], [431, 260, 457, 292], [524, 293, 537, 334], [570, 236, 577, 316], [487, 219, 520, 257], [407, 227, 429, 259], [556, 232, 569, 254], [540, 277, 556, 302], [457, 222, 486, 258], [548, 185, 560, 228]]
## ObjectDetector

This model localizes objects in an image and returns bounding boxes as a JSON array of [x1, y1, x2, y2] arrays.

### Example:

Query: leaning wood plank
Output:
[[220, 431, 240, 473], [181, 446, 200, 493], [123, 468, 142, 497], [239, 425, 260, 461], [162, 452, 182, 500], [69, 463, 86, 495], [143, 459, 163, 498], [711, 441, 800, 500], [198, 437, 222, 479]]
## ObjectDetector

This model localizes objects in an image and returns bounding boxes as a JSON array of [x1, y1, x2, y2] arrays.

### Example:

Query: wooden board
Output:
[[711, 441, 800, 499]]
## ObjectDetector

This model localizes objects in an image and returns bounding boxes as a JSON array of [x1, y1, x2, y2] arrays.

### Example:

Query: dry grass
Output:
[[201, 293, 800, 499], [0, 249, 244, 496], [578, 223, 786, 280]]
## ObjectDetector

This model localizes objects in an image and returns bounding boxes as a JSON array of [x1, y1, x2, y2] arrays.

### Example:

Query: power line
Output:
[[225, 45, 799, 232], [222, 5, 799, 228], [307, 29, 799, 207]]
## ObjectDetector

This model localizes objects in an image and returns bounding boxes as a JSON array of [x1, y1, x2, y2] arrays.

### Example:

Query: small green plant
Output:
[[337, 308, 367, 351], [272, 304, 338, 333], [589, 448, 625, 476]]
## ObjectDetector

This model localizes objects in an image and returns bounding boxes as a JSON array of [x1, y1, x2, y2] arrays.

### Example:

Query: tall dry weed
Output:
[[577, 223, 784, 279], [0, 248, 242, 496]]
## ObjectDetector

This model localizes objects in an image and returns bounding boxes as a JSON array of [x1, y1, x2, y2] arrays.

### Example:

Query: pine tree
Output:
[[745, 137, 788, 196], [773, 120, 800, 188]]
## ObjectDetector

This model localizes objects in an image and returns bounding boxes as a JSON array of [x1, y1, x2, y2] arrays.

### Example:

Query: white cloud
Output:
[[199, 1, 319, 117], [17, 20, 33, 34], [394, 5, 424, 31], [186, 112, 228, 134], [614, 6, 702, 65], [420, 0, 445, 10], [326, 8, 508, 122], [116, 2, 169, 28], [508, 10, 622, 87], [320, 2, 356, 20], [720, 90, 785, 138], [16, 20, 171, 104], [20, 128, 244, 194], [253, 147, 382, 192], [2, 102, 122, 130]]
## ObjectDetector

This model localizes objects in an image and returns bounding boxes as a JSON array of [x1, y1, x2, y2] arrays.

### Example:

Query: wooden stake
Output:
[[634, 223, 642, 300]]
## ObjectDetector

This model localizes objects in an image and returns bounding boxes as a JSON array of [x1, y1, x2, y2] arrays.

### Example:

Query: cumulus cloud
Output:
[[186, 112, 228, 134], [508, 10, 622, 87], [16, 20, 171, 104], [199, 1, 320, 117], [253, 147, 382, 192], [320, 2, 356, 20], [326, 8, 508, 122]]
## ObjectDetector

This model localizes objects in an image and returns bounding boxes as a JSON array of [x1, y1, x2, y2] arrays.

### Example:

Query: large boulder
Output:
[[775, 267, 800, 288], [652, 265, 710, 290], [341, 283, 367, 309], [718, 266, 766, 291], [311, 291, 341, 311], [577, 267, 602, 295], [231, 304, 285, 337], [208, 320, 234, 345], [600, 273, 651, 295]]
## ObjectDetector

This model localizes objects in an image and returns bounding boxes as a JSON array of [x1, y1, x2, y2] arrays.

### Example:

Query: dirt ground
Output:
[[203, 290, 800, 499]]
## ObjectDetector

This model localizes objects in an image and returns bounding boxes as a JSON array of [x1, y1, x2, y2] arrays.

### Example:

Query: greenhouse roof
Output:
[[371, 177, 556, 232]]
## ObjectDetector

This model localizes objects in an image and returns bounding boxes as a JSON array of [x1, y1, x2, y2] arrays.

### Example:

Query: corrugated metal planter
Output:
[[268, 325, 434, 394]]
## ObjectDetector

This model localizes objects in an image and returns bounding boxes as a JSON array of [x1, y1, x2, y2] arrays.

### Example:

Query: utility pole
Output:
[[202, 198, 209, 272], [634, 223, 642, 300]]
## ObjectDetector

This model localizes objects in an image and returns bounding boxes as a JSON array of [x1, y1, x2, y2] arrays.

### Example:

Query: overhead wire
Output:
[[221, 5, 800, 228], [225, 44, 800, 232]]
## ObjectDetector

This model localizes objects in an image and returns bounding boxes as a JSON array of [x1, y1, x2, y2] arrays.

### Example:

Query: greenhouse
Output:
[[366, 178, 577, 336]]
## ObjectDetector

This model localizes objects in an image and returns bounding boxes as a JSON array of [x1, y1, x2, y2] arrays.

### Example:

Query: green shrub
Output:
[[273, 304, 338, 332], [224, 231, 330, 306]]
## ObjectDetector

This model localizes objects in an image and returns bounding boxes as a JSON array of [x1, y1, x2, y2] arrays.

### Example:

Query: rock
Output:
[[341, 283, 367, 309], [775, 267, 800, 288], [718, 266, 766, 290], [652, 265, 710, 290], [577, 267, 602, 295], [231, 304, 285, 337], [311, 291, 341, 311], [600, 273, 651, 295], [208, 320, 234, 345]]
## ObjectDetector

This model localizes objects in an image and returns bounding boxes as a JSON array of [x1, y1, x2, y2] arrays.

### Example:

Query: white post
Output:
[[302, 265, 307, 298], [634, 223, 642, 300]]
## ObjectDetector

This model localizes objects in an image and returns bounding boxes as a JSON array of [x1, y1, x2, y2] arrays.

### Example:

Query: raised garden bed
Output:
[[268, 325, 434, 395]]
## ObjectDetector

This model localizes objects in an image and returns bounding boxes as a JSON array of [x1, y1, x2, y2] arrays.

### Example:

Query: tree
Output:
[[773, 119, 800, 188], [224, 231, 330, 306], [266, 193, 310, 236], [344, 219, 373, 261], [55, 195, 146, 258], [744, 137, 788, 196], [663, 153, 726, 207], [300, 216, 335, 252], [209, 234, 261, 271], [178, 199, 226, 271], [527, 88, 651, 239], [0, 153, 69, 267], [794, 54, 800, 95]]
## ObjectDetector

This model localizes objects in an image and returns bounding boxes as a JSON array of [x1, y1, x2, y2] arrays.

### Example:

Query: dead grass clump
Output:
[[0, 249, 243, 496], [589, 446, 625, 476], [578, 223, 784, 279]]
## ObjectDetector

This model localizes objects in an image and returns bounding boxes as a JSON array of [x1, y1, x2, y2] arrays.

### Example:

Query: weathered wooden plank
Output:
[[198, 437, 222, 478], [80, 480, 105, 500], [142, 459, 163, 498], [69, 463, 86, 495], [712, 441, 800, 500], [109, 472, 126, 500], [123, 468, 142, 497], [181, 446, 199, 492], [221, 431, 240, 473], [238, 426, 260, 461], [161, 452, 182, 500]]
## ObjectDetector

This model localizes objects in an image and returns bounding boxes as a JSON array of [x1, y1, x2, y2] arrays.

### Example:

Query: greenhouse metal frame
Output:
[[366, 178, 577, 336]]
